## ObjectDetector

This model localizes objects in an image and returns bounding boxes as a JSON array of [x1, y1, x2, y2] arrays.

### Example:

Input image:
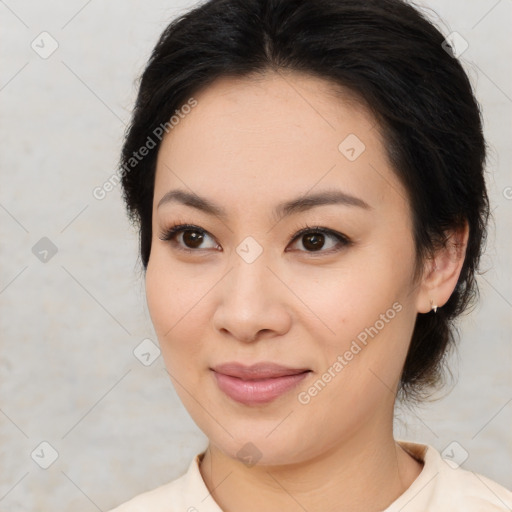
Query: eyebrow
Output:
[[156, 188, 372, 220]]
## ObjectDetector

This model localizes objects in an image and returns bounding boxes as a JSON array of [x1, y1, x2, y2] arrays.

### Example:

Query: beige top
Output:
[[108, 439, 512, 511]]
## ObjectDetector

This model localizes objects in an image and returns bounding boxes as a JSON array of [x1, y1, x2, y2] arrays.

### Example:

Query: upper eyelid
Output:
[[160, 224, 348, 249], [161, 224, 341, 239]]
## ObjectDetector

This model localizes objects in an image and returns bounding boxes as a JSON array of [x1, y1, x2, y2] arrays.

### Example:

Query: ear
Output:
[[415, 220, 469, 314]]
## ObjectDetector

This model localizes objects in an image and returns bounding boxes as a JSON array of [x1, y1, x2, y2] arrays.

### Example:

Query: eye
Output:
[[158, 222, 351, 255], [158, 224, 219, 253], [286, 224, 351, 254]]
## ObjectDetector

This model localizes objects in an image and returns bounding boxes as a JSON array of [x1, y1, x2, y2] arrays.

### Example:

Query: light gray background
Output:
[[0, 0, 511, 510]]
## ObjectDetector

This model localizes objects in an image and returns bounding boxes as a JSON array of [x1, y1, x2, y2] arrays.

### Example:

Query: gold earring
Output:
[[430, 299, 438, 313]]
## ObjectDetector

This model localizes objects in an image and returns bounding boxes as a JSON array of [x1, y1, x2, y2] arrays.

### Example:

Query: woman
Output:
[[109, 0, 512, 510]]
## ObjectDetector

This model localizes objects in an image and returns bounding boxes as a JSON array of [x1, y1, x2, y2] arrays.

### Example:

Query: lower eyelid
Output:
[[168, 229, 218, 250], [160, 225, 350, 253], [288, 232, 349, 252]]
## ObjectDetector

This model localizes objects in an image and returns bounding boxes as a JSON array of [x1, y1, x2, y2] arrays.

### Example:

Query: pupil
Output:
[[183, 230, 203, 248], [303, 233, 324, 251]]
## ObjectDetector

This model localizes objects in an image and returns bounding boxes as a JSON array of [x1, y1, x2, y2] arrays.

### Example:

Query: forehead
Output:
[[154, 71, 409, 218]]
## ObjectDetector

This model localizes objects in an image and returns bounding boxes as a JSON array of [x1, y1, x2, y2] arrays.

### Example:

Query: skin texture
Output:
[[145, 70, 468, 512]]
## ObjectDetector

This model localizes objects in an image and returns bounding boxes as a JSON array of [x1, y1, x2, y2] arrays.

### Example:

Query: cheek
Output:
[[146, 248, 199, 331], [145, 258, 177, 337], [145, 255, 210, 371], [285, 259, 403, 339], [286, 256, 413, 389]]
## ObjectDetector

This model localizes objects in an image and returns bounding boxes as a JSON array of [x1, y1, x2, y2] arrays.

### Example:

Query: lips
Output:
[[211, 362, 310, 380], [210, 362, 311, 405]]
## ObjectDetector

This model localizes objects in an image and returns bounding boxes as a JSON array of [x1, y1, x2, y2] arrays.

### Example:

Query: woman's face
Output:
[[146, 71, 423, 465]]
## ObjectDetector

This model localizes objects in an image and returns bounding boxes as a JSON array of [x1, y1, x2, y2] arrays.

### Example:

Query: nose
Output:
[[212, 250, 292, 343]]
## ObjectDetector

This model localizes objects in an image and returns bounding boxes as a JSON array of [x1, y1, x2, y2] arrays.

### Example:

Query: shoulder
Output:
[[434, 460, 512, 511], [106, 475, 186, 512], [392, 440, 512, 512], [106, 453, 208, 512]]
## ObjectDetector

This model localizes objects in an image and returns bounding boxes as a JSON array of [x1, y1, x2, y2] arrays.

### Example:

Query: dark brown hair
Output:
[[119, 0, 490, 406]]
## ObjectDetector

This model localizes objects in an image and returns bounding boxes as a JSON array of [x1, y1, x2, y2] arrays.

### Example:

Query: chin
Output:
[[204, 426, 317, 468]]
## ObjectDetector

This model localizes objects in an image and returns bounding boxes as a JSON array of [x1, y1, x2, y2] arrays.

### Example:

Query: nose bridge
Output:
[[228, 239, 273, 305], [212, 238, 290, 341]]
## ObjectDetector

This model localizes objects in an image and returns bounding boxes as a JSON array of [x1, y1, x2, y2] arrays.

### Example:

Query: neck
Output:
[[199, 423, 424, 512]]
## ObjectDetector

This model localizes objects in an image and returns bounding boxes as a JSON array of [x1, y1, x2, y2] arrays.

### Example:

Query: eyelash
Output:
[[158, 221, 352, 256]]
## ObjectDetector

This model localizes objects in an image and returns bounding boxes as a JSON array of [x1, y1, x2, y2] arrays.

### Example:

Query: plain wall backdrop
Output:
[[0, 0, 511, 510]]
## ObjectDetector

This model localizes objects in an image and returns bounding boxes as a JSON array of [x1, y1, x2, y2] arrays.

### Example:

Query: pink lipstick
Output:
[[211, 362, 311, 405]]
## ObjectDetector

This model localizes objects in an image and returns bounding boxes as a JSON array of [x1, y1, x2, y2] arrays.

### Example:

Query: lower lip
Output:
[[212, 370, 310, 405]]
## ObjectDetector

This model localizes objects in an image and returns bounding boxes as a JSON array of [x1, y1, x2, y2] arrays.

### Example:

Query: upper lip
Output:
[[211, 362, 310, 380]]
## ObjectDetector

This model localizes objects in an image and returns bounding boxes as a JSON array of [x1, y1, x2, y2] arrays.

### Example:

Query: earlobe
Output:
[[415, 221, 469, 314]]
